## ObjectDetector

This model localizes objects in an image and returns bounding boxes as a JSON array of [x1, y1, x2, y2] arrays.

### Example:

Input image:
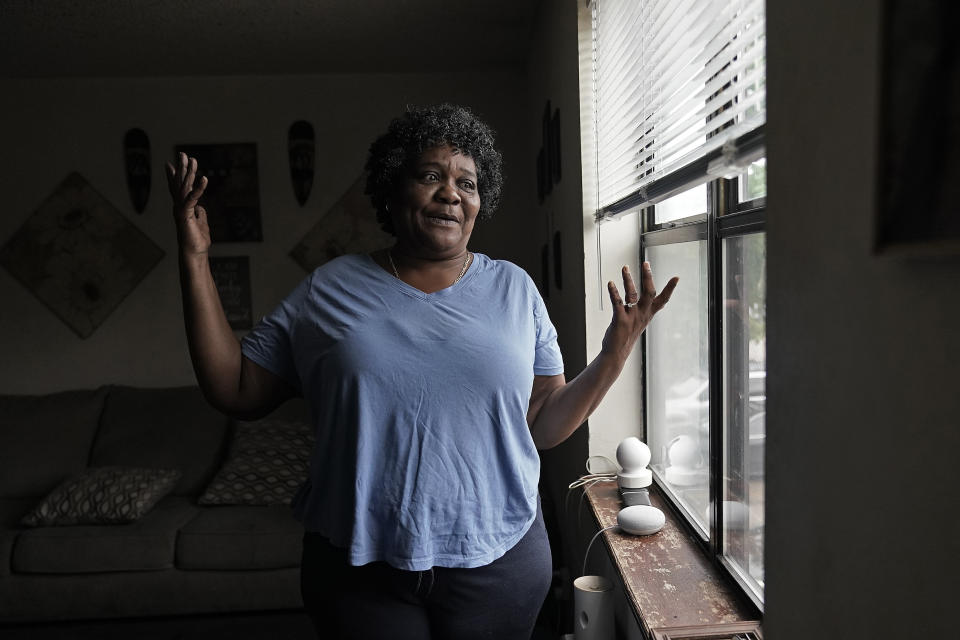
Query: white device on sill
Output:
[[616, 436, 652, 489], [615, 437, 665, 536], [575, 438, 666, 640]]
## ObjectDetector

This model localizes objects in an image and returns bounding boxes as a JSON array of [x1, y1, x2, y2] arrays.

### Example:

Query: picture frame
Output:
[[209, 256, 253, 330], [875, 0, 960, 255], [550, 108, 562, 185], [173, 143, 263, 243], [540, 243, 550, 299], [536, 100, 563, 204], [0, 172, 164, 338]]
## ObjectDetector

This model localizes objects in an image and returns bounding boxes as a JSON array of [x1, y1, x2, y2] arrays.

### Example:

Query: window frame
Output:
[[640, 174, 766, 611]]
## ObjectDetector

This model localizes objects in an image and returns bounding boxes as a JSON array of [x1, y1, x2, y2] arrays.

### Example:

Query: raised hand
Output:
[[602, 262, 679, 362], [165, 152, 210, 257]]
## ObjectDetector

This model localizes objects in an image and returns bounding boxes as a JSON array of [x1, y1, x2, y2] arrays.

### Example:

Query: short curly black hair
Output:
[[364, 103, 503, 235]]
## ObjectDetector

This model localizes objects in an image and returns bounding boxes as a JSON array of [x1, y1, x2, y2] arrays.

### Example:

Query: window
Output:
[[587, 0, 767, 608], [646, 235, 710, 535], [721, 227, 766, 596], [643, 171, 767, 608]]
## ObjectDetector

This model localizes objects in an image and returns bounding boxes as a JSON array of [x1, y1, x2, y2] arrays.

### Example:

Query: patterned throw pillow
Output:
[[198, 419, 313, 506], [20, 466, 181, 527]]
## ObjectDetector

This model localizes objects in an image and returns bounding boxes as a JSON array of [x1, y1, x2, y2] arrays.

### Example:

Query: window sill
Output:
[[584, 482, 762, 639]]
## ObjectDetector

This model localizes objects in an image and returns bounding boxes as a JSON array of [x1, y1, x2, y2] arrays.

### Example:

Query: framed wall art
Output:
[[0, 172, 164, 338], [536, 100, 562, 204], [174, 143, 263, 243], [876, 0, 960, 255], [290, 173, 393, 273], [208, 256, 253, 330]]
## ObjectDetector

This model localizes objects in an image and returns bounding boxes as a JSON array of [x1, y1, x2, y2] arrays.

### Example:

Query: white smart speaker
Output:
[[617, 504, 666, 535]]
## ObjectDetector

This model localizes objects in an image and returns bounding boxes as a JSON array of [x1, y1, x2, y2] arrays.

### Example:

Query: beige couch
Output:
[[0, 385, 311, 624]]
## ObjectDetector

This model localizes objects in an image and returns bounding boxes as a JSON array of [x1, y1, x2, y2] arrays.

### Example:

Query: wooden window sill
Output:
[[584, 482, 762, 639]]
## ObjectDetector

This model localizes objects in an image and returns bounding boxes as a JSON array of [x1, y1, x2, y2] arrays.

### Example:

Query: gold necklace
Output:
[[387, 250, 472, 286]]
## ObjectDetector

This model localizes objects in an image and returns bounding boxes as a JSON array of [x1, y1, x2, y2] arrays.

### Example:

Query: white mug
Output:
[[573, 575, 614, 640]]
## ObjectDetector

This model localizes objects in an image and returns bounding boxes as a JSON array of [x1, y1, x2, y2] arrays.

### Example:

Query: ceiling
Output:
[[1, 0, 541, 78]]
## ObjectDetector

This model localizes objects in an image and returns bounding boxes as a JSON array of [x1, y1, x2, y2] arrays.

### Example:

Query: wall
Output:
[[524, 8, 588, 390], [0, 72, 535, 394], [765, 0, 960, 637], [521, 0, 597, 635], [521, 1, 660, 637]]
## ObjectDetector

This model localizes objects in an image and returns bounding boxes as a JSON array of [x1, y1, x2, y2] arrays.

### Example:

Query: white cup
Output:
[[573, 575, 614, 640]]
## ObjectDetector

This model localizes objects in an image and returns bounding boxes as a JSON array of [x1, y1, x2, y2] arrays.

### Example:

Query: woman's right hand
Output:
[[165, 152, 210, 257]]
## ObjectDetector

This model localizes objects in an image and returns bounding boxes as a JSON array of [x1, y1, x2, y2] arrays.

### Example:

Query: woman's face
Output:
[[389, 144, 480, 258]]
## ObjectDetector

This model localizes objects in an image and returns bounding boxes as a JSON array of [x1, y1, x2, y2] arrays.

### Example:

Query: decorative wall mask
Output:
[[288, 120, 315, 207], [0, 172, 164, 338], [123, 128, 151, 213]]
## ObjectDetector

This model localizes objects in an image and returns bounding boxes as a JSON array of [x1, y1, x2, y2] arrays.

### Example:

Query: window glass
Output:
[[654, 185, 708, 225], [646, 240, 710, 536], [721, 232, 766, 598], [738, 158, 767, 202]]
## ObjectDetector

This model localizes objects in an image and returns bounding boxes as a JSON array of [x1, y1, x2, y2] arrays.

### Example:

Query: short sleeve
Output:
[[531, 286, 564, 376], [240, 273, 313, 393]]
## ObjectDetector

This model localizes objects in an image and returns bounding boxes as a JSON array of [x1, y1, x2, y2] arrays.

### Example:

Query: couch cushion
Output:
[[176, 505, 302, 570], [0, 498, 36, 577], [89, 386, 230, 496], [20, 466, 181, 527], [12, 496, 198, 574], [0, 568, 304, 622], [266, 396, 310, 422], [198, 418, 313, 506], [0, 387, 107, 498]]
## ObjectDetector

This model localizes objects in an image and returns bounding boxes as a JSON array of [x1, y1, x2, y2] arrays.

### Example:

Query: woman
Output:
[[166, 103, 677, 640]]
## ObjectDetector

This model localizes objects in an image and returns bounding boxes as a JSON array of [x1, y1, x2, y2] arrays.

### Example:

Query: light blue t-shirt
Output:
[[241, 252, 564, 570]]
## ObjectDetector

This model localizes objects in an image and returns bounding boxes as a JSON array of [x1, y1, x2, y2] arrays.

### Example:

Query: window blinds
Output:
[[593, 0, 766, 219]]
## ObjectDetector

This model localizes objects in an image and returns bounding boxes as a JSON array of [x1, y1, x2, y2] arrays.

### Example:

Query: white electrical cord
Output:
[[582, 524, 619, 577], [576, 477, 610, 522], [567, 456, 619, 489], [567, 474, 614, 490], [573, 459, 623, 577], [565, 456, 619, 536]]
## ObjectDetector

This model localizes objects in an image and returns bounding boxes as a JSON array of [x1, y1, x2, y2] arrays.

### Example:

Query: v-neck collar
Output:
[[363, 252, 480, 300]]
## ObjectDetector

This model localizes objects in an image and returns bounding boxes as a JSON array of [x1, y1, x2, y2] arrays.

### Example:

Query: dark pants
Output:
[[300, 509, 552, 640]]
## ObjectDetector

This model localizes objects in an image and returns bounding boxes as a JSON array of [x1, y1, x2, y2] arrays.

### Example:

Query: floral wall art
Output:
[[0, 172, 164, 339]]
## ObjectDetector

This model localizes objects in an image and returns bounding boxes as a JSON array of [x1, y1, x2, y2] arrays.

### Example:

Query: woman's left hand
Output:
[[528, 262, 679, 449], [602, 262, 679, 363]]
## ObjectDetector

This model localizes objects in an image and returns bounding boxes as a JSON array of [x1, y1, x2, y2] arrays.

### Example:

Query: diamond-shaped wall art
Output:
[[289, 173, 392, 273], [0, 172, 165, 338]]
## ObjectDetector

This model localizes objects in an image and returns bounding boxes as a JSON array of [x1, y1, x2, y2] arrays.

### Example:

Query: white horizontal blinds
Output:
[[594, 0, 767, 209]]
